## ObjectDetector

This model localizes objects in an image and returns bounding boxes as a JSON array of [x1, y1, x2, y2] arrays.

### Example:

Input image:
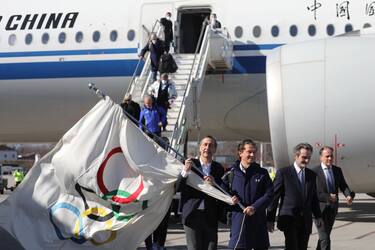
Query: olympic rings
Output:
[[97, 147, 144, 204], [78, 207, 117, 246], [49, 202, 86, 244]]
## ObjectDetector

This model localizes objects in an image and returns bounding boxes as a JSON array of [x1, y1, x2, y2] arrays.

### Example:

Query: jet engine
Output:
[[266, 29, 375, 192]]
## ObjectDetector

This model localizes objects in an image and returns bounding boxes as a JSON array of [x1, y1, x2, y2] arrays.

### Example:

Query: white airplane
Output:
[[1, 0, 375, 194]]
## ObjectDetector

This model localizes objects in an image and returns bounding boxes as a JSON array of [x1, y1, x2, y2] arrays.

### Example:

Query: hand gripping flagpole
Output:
[[88, 84, 244, 209], [88, 83, 106, 99]]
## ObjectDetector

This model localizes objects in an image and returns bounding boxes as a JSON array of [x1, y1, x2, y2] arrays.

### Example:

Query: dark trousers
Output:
[[235, 248, 267, 250], [152, 70, 158, 81], [145, 207, 171, 249], [315, 206, 337, 250], [184, 211, 218, 250], [283, 216, 310, 250]]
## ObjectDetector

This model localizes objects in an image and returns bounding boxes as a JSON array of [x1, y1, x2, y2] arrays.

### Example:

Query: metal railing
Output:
[[125, 20, 161, 100], [170, 23, 212, 152]]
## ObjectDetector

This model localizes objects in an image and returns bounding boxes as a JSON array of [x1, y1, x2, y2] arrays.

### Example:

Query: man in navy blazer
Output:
[[312, 146, 355, 250], [176, 135, 225, 250], [267, 143, 322, 250], [223, 139, 274, 250]]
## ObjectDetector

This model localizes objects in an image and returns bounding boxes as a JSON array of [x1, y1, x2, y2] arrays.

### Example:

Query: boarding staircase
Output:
[[127, 20, 233, 155]]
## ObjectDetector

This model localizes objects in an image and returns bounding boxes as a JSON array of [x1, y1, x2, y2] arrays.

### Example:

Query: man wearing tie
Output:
[[312, 146, 355, 250], [267, 143, 322, 250], [176, 135, 225, 250]]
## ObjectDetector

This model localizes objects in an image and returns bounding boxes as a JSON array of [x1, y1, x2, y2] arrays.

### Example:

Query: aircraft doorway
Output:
[[176, 8, 211, 54]]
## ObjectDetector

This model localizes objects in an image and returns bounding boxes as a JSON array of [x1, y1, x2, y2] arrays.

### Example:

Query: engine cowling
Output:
[[266, 30, 375, 192]]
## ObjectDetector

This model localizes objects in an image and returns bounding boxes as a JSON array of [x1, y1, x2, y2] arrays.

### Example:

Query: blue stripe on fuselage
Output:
[[0, 60, 143, 79], [0, 44, 283, 79], [0, 48, 138, 58]]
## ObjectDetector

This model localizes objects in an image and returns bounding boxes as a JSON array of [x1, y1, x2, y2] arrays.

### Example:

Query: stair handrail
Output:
[[125, 19, 160, 97], [170, 23, 212, 150], [139, 25, 163, 99]]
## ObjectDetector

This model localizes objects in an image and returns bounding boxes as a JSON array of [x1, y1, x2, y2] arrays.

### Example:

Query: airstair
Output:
[[127, 21, 233, 155]]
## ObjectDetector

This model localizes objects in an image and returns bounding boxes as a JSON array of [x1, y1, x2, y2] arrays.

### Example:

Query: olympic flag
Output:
[[0, 97, 232, 249]]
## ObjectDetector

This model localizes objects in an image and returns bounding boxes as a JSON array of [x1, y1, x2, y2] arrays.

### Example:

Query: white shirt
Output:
[[239, 163, 248, 174], [200, 159, 212, 176]]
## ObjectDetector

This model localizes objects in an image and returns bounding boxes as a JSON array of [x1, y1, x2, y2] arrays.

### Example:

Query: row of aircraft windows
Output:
[[7, 30, 136, 46], [4, 23, 372, 46], [234, 23, 372, 38]]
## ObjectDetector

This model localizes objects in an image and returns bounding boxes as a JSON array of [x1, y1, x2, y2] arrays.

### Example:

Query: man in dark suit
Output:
[[139, 33, 165, 81], [160, 12, 173, 53], [312, 146, 355, 250], [176, 135, 225, 250], [267, 143, 322, 250]]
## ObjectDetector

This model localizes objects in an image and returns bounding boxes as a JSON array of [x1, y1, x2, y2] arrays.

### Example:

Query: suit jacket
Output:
[[176, 158, 225, 228], [140, 39, 165, 71], [267, 165, 321, 233], [160, 17, 173, 42], [312, 164, 355, 212]]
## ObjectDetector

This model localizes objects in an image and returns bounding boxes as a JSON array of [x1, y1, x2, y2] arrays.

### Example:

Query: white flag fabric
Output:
[[0, 97, 232, 250]]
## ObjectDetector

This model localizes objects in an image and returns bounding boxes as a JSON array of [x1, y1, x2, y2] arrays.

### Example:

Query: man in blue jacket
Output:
[[139, 95, 166, 138], [223, 139, 274, 250]]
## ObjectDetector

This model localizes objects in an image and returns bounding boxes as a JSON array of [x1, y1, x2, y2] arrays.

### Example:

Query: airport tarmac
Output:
[[0, 192, 374, 249]]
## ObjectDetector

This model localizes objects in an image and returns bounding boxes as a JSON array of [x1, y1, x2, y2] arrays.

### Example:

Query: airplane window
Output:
[[345, 24, 353, 33], [289, 25, 298, 37], [93, 31, 100, 42], [234, 26, 243, 38], [42, 33, 49, 44], [58, 32, 66, 44], [308, 25, 316, 36], [25, 33, 33, 45], [364, 23, 372, 28], [271, 26, 279, 37], [326, 24, 335, 36], [127, 29, 135, 41], [252, 26, 261, 38], [8, 34, 17, 46], [110, 30, 118, 42], [75, 31, 83, 43]]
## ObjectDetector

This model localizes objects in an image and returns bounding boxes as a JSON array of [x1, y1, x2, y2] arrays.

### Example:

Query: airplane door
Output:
[[140, 2, 174, 50]]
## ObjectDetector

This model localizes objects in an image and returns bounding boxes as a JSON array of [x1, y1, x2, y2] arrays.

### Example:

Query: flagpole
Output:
[[88, 84, 244, 209]]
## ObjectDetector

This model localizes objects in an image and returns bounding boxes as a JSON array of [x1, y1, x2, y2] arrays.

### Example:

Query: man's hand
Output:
[[315, 217, 324, 228], [267, 222, 275, 233], [243, 206, 256, 216], [158, 122, 163, 127], [184, 158, 193, 173], [346, 196, 353, 205], [204, 175, 214, 186], [329, 193, 338, 203], [231, 196, 239, 205], [138, 55, 144, 60]]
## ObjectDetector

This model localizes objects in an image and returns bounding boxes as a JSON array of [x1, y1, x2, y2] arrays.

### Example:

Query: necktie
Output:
[[299, 169, 305, 196], [325, 168, 335, 193]]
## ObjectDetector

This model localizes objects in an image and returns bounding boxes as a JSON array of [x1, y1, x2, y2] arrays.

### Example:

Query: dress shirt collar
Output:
[[294, 162, 304, 174], [321, 163, 331, 170], [199, 157, 212, 168], [239, 163, 248, 174]]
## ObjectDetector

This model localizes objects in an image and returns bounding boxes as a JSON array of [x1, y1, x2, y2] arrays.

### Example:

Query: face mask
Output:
[[151, 39, 157, 44], [161, 80, 167, 84], [166, 16, 171, 20]]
